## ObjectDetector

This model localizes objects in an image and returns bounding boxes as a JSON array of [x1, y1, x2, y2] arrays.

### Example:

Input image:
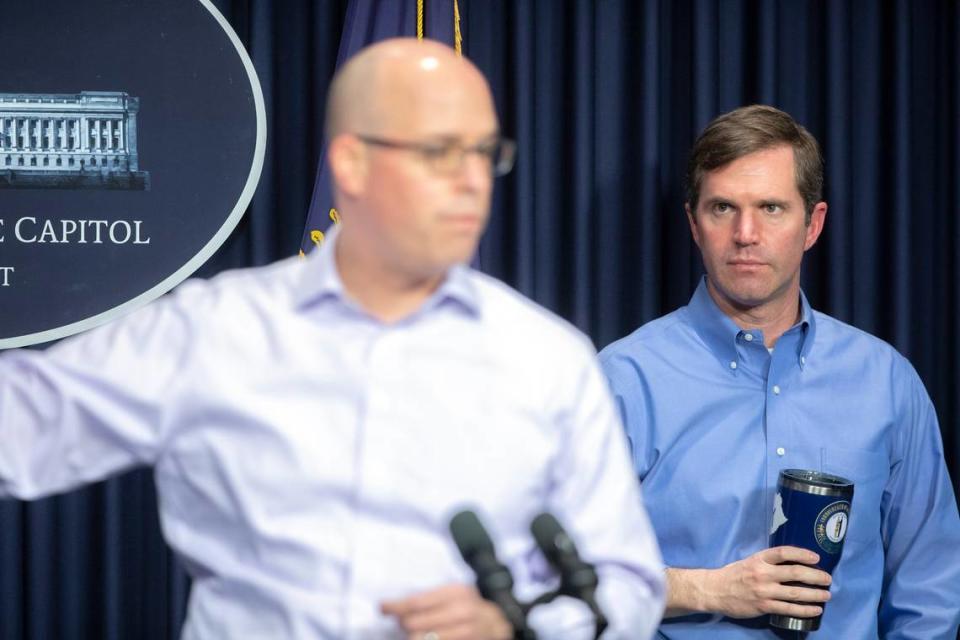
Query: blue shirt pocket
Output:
[[820, 447, 889, 545]]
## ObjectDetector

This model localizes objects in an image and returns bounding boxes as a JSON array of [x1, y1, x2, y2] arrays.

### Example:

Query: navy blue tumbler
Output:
[[768, 469, 854, 632]]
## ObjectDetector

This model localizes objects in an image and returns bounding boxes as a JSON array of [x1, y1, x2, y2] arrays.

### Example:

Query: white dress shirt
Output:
[[0, 230, 664, 638]]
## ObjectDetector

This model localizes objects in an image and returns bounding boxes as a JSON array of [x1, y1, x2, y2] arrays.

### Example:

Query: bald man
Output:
[[0, 40, 664, 639]]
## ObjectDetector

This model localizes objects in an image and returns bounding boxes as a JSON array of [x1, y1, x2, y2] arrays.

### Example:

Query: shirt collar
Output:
[[796, 289, 816, 369], [431, 263, 482, 318], [686, 276, 816, 371], [294, 224, 481, 319], [294, 224, 346, 309]]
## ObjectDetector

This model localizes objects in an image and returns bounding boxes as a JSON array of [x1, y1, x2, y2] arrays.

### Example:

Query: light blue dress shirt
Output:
[[0, 229, 664, 639], [600, 278, 960, 639]]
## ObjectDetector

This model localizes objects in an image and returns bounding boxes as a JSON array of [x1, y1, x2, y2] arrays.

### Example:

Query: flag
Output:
[[299, 0, 463, 255]]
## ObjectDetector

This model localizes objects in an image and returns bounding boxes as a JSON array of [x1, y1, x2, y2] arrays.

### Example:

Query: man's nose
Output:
[[733, 209, 760, 245], [455, 151, 493, 192]]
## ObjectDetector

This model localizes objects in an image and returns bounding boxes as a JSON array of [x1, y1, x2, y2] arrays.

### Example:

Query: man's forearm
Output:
[[663, 549, 831, 621], [663, 568, 713, 618]]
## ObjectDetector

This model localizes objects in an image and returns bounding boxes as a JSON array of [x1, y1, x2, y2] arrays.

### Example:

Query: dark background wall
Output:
[[1, 1, 957, 637]]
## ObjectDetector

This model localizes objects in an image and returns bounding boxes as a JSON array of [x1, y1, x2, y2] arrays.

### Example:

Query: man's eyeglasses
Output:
[[356, 135, 516, 177]]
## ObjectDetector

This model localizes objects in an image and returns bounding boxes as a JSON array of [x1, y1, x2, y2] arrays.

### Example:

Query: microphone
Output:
[[449, 510, 536, 639], [530, 513, 608, 637]]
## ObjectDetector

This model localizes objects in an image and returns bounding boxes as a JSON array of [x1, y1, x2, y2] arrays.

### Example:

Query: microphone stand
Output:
[[521, 589, 607, 640], [448, 510, 607, 639]]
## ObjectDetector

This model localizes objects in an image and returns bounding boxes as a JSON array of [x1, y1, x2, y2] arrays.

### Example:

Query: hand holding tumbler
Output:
[[768, 469, 854, 632]]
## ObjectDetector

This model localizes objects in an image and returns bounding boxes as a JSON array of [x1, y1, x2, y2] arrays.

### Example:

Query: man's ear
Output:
[[804, 202, 827, 251], [328, 135, 367, 198], [686, 203, 702, 249]]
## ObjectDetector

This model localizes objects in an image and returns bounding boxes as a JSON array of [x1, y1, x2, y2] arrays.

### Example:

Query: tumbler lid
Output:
[[779, 468, 854, 497]]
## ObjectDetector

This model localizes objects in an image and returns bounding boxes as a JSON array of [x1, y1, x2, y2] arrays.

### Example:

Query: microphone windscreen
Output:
[[450, 510, 494, 560], [531, 512, 569, 561]]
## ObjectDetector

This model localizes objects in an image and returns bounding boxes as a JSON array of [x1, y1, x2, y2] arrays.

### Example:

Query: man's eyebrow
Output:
[[420, 131, 500, 144], [757, 198, 791, 208], [700, 196, 735, 207]]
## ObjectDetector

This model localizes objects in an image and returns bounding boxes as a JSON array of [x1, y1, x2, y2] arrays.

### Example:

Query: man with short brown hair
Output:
[[685, 104, 822, 224], [601, 104, 960, 638]]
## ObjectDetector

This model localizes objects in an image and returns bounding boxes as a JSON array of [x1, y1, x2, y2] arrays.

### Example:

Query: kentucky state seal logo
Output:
[[814, 500, 851, 554]]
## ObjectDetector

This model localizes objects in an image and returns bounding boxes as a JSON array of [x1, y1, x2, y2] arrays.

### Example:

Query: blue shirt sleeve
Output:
[[878, 357, 960, 639], [599, 346, 654, 481]]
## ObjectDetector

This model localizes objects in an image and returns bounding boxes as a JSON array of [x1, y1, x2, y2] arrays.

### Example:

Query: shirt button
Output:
[[729, 361, 738, 370], [800, 356, 806, 365], [776, 447, 786, 456], [744, 333, 754, 342], [773, 385, 781, 395]]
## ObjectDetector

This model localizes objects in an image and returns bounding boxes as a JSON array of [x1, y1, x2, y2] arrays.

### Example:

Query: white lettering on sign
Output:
[[12, 217, 151, 245]]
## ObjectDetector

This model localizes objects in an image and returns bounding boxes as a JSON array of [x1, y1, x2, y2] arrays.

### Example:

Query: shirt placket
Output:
[[762, 328, 803, 537], [734, 330, 777, 540], [343, 321, 392, 635]]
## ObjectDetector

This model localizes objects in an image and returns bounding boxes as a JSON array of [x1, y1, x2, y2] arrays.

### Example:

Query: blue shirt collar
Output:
[[685, 276, 816, 371], [294, 224, 481, 319]]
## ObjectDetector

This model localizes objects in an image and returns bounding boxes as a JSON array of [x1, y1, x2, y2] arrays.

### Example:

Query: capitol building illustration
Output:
[[0, 91, 150, 190]]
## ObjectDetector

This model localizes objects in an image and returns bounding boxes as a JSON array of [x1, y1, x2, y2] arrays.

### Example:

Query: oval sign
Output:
[[0, 0, 265, 348]]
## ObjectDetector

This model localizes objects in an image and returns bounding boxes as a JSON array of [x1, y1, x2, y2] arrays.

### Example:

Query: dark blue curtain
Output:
[[2, 1, 957, 638]]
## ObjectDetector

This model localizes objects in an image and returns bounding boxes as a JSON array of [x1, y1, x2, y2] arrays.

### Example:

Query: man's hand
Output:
[[381, 583, 513, 640], [666, 546, 832, 619]]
